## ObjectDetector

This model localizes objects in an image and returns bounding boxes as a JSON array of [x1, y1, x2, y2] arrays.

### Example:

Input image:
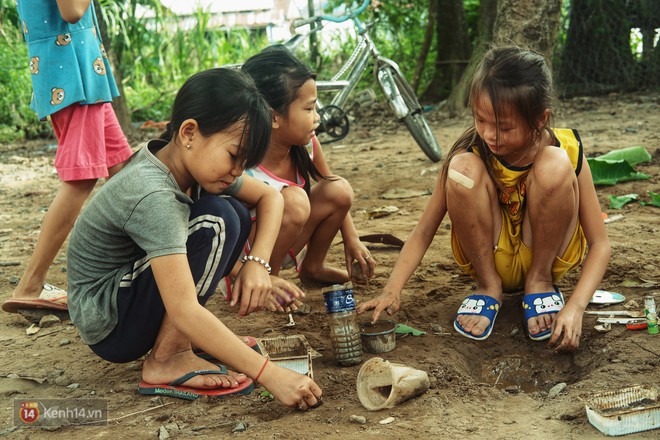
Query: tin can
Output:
[[644, 296, 658, 335]]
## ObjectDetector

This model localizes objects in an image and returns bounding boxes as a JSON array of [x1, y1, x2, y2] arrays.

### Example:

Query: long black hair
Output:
[[241, 45, 325, 189], [161, 67, 271, 169], [441, 45, 555, 186]]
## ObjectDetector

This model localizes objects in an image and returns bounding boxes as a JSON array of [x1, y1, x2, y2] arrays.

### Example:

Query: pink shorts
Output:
[[50, 102, 134, 181]]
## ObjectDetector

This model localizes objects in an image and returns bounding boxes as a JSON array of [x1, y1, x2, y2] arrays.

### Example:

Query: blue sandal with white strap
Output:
[[522, 288, 565, 341], [453, 294, 501, 341]]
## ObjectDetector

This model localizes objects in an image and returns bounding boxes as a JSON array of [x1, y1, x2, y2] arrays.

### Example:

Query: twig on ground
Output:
[[631, 340, 660, 358], [106, 402, 175, 424]]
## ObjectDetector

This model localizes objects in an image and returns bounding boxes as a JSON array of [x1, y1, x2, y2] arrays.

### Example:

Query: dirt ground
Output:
[[0, 91, 658, 439]]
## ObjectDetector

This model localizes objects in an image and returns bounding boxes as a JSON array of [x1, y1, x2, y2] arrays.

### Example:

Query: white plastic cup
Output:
[[356, 357, 430, 410]]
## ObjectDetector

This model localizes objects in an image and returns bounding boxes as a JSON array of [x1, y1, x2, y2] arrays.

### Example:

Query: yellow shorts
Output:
[[451, 209, 586, 292]]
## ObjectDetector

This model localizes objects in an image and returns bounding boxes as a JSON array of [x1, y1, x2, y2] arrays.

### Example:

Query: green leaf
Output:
[[593, 146, 652, 166], [260, 390, 274, 399], [587, 158, 650, 185], [395, 323, 426, 336], [640, 191, 660, 207], [608, 193, 638, 209]]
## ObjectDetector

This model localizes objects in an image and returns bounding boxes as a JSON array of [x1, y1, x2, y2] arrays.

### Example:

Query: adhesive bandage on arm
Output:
[[448, 169, 475, 189]]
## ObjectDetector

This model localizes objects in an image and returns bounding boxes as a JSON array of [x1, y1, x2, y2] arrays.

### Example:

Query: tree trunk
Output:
[[559, 0, 637, 96], [93, 0, 134, 138], [492, 0, 562, 61], [420, 0, 470, 103], [410, 0, 437, 94]]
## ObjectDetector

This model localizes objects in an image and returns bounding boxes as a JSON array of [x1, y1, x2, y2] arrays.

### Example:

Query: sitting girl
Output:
[[66, 68, 322, 408], [240, 46, 376, 293], [358, 46, 610, 352]]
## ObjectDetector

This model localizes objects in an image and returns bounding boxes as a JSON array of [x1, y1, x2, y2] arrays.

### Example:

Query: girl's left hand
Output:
[[344, 240, 376, 283], [232, 262, 272, 316], [267, 276, 306, 313], [547, 303, 583, 352]]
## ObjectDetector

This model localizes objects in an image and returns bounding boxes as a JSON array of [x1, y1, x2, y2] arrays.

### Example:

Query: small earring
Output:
[[186, 144, 191, 150]]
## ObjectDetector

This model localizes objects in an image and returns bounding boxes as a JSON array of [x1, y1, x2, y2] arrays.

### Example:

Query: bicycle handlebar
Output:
[[291, 0, 370, 30]]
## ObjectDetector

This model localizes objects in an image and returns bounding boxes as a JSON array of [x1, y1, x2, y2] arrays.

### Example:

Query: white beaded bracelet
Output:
[[241, 255, 272, 274]]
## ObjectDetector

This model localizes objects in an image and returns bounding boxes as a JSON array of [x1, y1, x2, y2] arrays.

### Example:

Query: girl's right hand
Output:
[[232, 262, 272, 316], [356, 290, 401, 323], [259, 362, 323, 410]]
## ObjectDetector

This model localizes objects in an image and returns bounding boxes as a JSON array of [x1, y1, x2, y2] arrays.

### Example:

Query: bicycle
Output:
[[287, 0, 442, 162]]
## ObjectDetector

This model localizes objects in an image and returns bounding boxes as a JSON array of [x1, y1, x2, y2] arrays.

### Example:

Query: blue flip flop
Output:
[[138, 365, 254, 400], [453, 294, 500, 341], [522, 288, 565, 341]]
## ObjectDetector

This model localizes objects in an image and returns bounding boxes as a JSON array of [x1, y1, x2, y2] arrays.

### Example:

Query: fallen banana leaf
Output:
[[588, 146, 652, 185], [608, 193, 638, 209], [640, 191, 660, 207], [592, 146, 651, 166], [587, 158, 650, 185]]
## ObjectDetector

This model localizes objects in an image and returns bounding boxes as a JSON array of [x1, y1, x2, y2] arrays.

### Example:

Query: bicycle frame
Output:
[[286, 0, 442, 161], [289, 23, 402, 126]]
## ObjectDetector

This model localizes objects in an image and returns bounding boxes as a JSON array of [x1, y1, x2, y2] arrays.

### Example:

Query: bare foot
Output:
[[523, 290, 564, 338], [455, 293, 501, 338], [142, 350, 247, 389], [526, 313, 556, 337], [299, 265, 349, 287], [456, 314, 494, 337]]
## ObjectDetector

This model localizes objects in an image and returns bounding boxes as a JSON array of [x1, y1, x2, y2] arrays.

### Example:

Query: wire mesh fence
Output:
[[555, 0, 659, 97]]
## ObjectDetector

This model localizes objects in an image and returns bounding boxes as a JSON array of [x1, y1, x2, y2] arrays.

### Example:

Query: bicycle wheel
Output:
[[376, 65, 442, 162]]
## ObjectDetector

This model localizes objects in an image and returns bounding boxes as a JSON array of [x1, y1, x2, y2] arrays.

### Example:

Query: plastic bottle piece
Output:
[[322, 282, 363, 366], [644, 296, 658, 335]]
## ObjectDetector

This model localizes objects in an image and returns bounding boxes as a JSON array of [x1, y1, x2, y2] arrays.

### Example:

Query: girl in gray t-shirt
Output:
[[67, 68, 322, 410]]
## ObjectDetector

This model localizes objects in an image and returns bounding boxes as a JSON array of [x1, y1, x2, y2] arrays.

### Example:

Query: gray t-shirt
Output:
[[67, 139, 242, 345]]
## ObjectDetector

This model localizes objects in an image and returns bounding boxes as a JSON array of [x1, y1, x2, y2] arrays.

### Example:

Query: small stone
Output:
[[164, 423, 179, 434], [510, 326, 520, 336], [379, 417, 395, 425], [429, 376, 438, 389], [547, 382, 567, 398], [350, 415, 366, 424], [39, 314, 61, 328], [505, 386, 521, 394], [623, 300, 640, 310], [48, 369, 65, 379], [54, 375, 72, 386], [232, 422, 247, 432], [67, 383, 79, 390], [150, 396, 165, 406], [59, 339, 71, 346], [26, 324, 40, 335], [158, 426, 170, 440]]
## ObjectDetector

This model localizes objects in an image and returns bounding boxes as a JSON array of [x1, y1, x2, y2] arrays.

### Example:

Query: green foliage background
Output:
[[0, 0, 655, 143]]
